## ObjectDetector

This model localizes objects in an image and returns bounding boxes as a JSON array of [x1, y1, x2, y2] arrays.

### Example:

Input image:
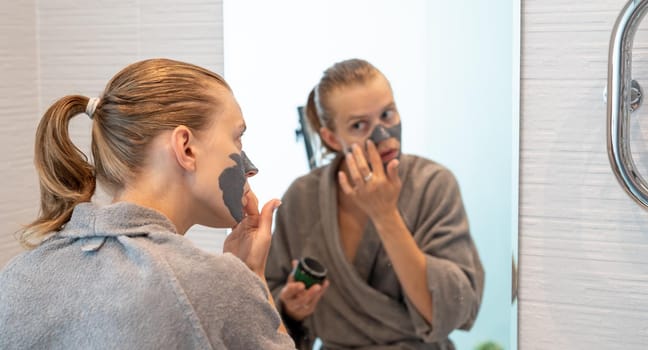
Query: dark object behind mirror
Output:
[[295, 106, 317, 170]]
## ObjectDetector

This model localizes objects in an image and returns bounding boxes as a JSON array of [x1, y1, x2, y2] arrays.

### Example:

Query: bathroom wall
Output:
[[520, 0, 648, 348], [0, 0, 39, 267], [0, 0, 227, 267]]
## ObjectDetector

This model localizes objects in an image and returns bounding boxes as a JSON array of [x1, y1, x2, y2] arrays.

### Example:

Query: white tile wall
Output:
[[521, 0, 648, 348], [0, 0, 227, 267], [0, 0, 39, 267]]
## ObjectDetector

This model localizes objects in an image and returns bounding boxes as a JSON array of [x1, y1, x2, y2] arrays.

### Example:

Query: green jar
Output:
[[293, 257, 327, 288]]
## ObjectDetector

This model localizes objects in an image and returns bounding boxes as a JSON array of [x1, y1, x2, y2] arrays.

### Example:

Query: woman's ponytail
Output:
[[305, 88, 322, 132], [21, 95, 96, 247]]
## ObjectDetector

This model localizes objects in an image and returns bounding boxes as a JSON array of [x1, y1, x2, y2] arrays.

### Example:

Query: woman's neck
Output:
[[113, 174, 192, 235]]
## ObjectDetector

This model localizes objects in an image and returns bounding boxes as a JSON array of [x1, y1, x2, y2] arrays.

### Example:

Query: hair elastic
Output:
[[312, 85, 326, 126], [86, 97, 100, 119]]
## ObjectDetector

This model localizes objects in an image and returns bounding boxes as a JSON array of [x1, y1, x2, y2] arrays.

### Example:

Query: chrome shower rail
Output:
[[608, 0, 648, 209]]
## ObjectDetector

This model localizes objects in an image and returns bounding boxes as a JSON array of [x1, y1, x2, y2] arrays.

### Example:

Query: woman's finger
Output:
[[344, 150, 362, 186], [386, 158, 401, 184], [287, 260, 298, 283], [352, 143, 371, 177], [243, 189, 260, 217], [281, 281, 306, 300], [302, 281, 327, 305], [366, 140, 384, 177], [307, 280, 329, 306], [294, 281, 329, 315], [258, 199, 281, 236], [338, 171, 354, 195]]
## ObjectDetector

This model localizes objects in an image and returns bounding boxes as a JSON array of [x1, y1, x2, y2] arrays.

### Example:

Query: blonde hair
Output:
[[305, 58, 383, 152], [22, 58, 229, 247]]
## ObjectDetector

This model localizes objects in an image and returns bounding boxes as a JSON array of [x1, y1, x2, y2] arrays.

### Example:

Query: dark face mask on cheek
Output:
[[217, 151, 259, 224]]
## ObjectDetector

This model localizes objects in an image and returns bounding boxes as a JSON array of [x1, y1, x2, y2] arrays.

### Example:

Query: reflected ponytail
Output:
[[305, 88, 335, 153], [21, 95, 96, 247], [305, 88, 322, 131]]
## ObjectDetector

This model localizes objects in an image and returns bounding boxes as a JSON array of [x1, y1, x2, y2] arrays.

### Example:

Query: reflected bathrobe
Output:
[[266, 154, 484, 350], [0, 202, 295, 350]]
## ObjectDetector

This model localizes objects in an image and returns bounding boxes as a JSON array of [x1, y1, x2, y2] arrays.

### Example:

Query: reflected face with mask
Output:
[[320, 73, 402, 166]]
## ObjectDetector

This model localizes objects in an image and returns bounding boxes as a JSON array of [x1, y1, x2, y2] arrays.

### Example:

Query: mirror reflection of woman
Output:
[[0, 59, 295, 349], [266, 58, 485, 349]]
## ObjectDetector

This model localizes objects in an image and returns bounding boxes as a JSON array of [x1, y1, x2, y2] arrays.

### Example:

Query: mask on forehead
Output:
[[368, 122, 402, 145], [218, 151, 258, 223]]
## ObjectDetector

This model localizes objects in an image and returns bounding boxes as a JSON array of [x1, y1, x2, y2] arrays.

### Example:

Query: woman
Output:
[[0, 59, 295, 349], [265, 59, 484, 349]]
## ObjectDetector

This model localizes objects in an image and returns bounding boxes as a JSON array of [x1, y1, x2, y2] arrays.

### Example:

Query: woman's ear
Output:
[[170, 125, 197, 171], [319, 127, 343, 152]]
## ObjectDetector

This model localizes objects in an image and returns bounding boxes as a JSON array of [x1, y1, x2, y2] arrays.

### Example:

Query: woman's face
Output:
[[192, 89, 257, 228], [324, 74, 402, 164]]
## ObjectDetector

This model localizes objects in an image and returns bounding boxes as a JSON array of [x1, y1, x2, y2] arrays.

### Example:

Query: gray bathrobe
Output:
[[0, 202, 295, 350], [266, 154, 484, 350]]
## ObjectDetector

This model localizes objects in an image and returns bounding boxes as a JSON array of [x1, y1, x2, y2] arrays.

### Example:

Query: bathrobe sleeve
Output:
[[163, 248, 297, 349], [217, 255, 298, 349], [402, 164, 485, 342]]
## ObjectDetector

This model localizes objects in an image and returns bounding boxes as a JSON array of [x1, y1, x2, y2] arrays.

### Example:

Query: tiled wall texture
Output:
[[520, 0, 648, 348], [0, 0, 39, 267]]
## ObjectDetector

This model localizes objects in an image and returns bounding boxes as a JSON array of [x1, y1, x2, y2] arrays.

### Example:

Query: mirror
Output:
[[0, 0, 518, 348], [224, 1, 519, 349]]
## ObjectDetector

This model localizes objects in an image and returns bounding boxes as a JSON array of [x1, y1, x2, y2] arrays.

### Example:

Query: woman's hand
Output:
[[279, 260, 330, 321], [223, 190, 281, 277], [338, 140, 402, 219]]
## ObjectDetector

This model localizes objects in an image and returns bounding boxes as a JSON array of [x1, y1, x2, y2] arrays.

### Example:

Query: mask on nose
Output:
[[241, 151, 258, 177], [218, 151, 258, 224], [368, 123, 402, 145], [366, 123, 402, 166], [341, 123, 403, 163]]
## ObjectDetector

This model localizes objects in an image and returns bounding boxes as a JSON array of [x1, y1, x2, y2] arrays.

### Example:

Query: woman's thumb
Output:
[[258, 199, 281, 232]]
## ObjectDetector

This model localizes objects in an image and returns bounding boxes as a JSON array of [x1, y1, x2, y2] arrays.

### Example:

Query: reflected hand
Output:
[[338, 140, 402, 219], [223, 190, 281, 276], [280, 260, 330, 321]]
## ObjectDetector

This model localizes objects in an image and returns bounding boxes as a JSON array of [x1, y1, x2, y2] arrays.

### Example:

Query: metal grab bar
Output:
[[607, 0, 648, 209]]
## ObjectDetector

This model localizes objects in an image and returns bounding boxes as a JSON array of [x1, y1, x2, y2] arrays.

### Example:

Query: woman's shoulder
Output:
[[0, 235, 76, 281], [156, 236, 242, 273], [0, 250, 33, 282], [162, 248, 268, 318], [282, 163, 330, 200], [159, 238, 262, 289], [400, 153, 457, 183]]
